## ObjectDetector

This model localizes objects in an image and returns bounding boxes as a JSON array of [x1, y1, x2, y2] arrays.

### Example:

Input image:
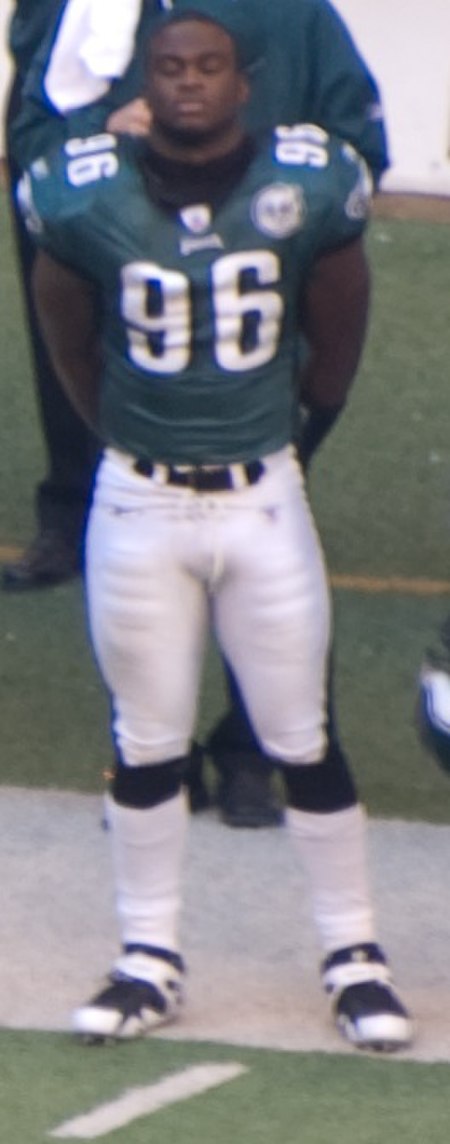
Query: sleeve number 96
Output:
[[65, 134, 119, 186], [275, 124, 329, 167]]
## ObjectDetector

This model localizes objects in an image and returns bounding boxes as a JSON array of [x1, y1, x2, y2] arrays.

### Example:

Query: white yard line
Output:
[[50, 1062, 248, 1139]]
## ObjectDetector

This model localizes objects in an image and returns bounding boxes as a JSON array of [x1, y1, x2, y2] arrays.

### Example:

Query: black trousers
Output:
[[6, 74, 100, 544]]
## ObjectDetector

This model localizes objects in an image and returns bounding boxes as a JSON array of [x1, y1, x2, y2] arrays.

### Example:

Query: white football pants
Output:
[[86, 446, 378, 957], [86, 445, 331, 767]]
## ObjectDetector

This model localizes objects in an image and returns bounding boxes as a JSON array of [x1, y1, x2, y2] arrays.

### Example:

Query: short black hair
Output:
[[148, 0, 265, 73]]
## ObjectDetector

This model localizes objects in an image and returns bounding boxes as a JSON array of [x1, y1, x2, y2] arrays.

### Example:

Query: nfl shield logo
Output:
[[179, 204, 212, 234]]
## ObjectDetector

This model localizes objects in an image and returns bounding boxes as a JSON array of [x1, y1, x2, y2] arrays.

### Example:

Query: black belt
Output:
[[134, 458, 265, 492]]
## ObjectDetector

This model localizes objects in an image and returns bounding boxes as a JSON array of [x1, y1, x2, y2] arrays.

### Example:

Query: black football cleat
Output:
[[322, 943, 413, 1052], [72, 947, 185, 1042], [216, 766, 284, 828]]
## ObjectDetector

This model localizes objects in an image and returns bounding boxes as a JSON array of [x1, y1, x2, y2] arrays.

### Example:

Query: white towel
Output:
[[45, 0, 143, 112]]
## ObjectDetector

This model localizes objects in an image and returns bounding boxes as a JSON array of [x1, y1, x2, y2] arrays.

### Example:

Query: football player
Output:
[[6, 0, 390, 828], [23, 2, 412, 1051], [418, 619, 450, 774]]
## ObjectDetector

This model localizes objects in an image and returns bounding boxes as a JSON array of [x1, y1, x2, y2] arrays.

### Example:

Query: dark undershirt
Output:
[[138, 133, 258, 211]]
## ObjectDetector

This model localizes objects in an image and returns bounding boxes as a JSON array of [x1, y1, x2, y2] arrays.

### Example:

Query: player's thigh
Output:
[[85, 482, 207, 752], [214, 467, 331, 760]]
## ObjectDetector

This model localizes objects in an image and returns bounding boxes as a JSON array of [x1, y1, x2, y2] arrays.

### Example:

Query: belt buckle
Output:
[[169, 465, 210, 490], [186, 467, 202, 490], [191, 465, 224, 492]]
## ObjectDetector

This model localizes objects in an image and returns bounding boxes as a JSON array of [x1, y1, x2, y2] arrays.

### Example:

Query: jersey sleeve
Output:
[[319, 135, 373, 252], [272, 123, 372, 256], [16, 132, 120, 277]]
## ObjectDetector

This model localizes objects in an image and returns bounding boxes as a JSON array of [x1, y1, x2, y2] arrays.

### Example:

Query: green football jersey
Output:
[[12, 0, 388, 181], [22, 126, 370, 464]]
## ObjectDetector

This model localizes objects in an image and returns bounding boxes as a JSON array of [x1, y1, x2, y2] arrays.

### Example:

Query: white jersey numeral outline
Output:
[[121, 252, 284, 374]]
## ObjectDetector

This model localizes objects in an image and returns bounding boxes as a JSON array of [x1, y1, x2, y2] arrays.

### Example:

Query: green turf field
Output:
[[2, 1033, 450, 1144], [2, 199, 450, 1140]]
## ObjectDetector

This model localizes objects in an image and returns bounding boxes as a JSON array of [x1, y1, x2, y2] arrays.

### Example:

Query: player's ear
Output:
[[237, 73, 250, 107]]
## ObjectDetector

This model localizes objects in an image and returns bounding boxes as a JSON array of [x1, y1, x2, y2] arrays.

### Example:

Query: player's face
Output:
[[146, 20, 249, 145]]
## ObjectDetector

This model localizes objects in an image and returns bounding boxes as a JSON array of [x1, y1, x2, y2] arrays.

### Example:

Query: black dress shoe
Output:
[[216, 765, 284, 828], [184, 742, 211, 813], [2, 529, 82, 590]]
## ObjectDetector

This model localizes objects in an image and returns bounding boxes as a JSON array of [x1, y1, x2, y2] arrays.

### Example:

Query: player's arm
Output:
[[297, 236, 370, 467], [32, 249, 102, 431], [306, 5, 389, 184]]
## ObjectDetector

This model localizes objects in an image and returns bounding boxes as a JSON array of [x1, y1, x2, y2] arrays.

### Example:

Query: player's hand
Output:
[[106, 98, 152, 137], [295, 403, 343, 472], [0, 157, 9, 191]]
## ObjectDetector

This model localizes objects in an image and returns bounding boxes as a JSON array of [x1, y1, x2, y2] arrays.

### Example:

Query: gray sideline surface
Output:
[[1, 787, 449, 1061]]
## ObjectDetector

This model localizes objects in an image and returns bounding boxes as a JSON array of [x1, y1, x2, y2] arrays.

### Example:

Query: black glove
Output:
[[295, 402, 344, 472]]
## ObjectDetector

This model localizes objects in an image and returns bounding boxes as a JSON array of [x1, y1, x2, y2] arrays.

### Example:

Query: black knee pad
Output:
[[112, 755, 187, 809], [280, 738, 357, 813]]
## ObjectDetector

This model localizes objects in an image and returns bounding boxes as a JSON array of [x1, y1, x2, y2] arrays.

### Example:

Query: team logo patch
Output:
[[179, 204, 212, 234], [29, 157, 49, 180], [251, 183, 305, 238]]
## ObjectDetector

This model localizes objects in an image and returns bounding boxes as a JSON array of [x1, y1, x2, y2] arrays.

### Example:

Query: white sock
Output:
[[107, 791, 189, 955], [286, 803, 377, 954]]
